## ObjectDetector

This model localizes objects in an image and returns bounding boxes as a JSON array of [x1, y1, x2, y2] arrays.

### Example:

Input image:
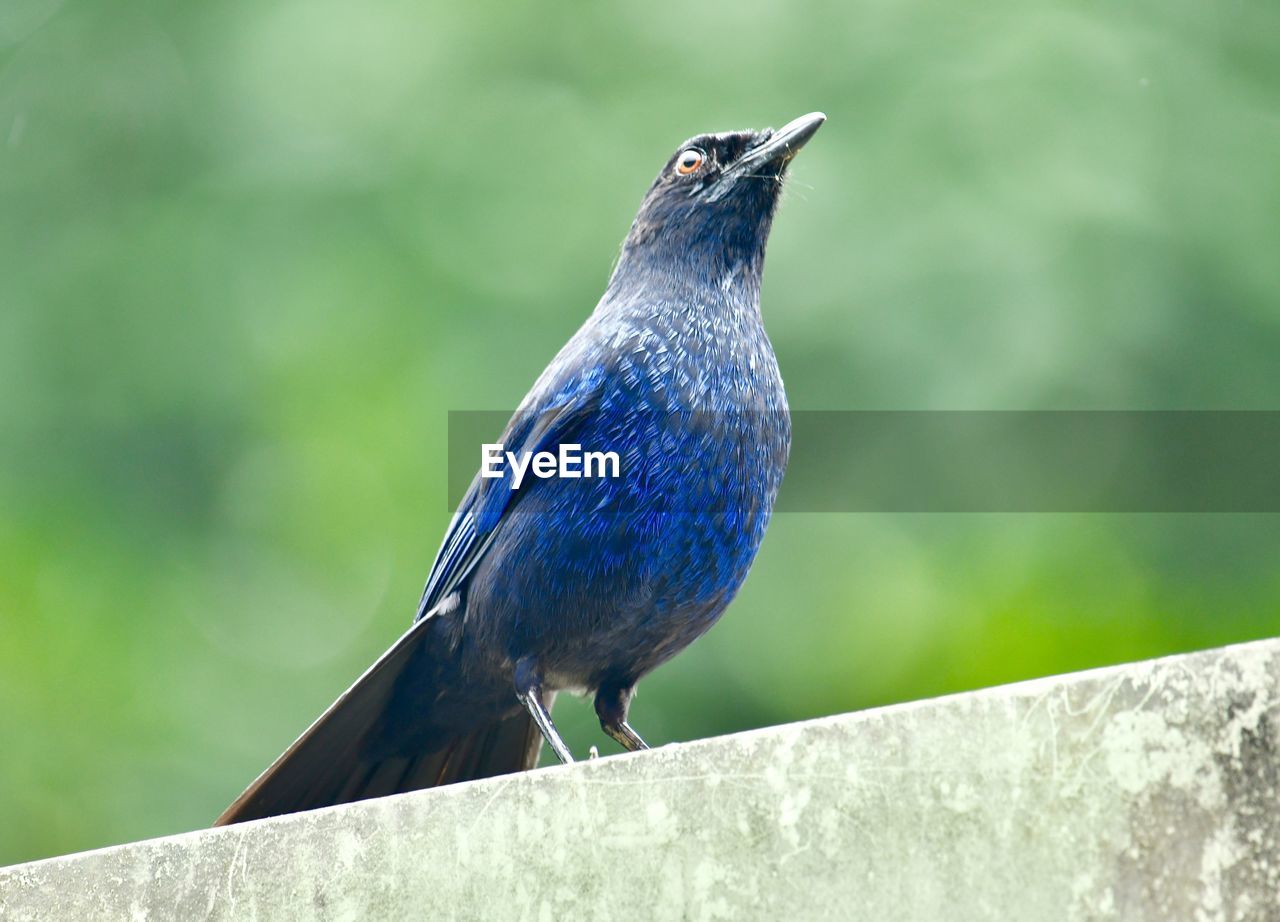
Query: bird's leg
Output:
[[513, 657, 574, 764], [594, 681, 649, 752]]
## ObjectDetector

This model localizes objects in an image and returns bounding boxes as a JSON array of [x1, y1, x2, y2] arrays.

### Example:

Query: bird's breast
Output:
[[465, 295, 790, 686], [564, 304, 791, 600]]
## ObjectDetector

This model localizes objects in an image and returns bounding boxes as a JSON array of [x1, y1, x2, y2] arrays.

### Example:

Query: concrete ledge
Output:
[[3, 639, 1278, 921]]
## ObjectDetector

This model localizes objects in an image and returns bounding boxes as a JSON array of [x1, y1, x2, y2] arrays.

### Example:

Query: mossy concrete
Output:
[[2, 639, 1278, 921]]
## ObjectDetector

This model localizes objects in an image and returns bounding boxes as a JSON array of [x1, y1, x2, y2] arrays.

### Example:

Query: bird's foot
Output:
[[603, 720, 650, 752]]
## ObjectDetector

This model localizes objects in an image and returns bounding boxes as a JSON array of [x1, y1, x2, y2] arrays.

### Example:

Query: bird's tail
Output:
[[214, 617, 546, 826]]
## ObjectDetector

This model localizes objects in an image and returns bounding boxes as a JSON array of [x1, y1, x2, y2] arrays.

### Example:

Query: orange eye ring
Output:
[[675, 149, 705, 175]]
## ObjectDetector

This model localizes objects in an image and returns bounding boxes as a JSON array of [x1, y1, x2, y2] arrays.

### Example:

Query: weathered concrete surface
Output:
[[2, 640, 1279, 922]]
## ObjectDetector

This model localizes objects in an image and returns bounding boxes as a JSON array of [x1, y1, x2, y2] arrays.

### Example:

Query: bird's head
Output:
[[613, 112, 825, 289]]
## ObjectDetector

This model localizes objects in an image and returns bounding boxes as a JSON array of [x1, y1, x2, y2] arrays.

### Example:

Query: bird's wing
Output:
[[415, 375, 604, 621]]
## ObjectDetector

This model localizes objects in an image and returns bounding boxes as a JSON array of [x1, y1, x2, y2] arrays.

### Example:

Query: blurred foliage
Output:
[[2, 0, 1279, 866]]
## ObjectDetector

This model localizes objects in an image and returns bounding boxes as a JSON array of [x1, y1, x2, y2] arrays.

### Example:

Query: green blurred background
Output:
[[2, 0, 1279, 866]]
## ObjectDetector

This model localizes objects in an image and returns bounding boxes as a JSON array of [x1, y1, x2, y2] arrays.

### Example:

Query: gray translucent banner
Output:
[[447, 411, 1280, 513]]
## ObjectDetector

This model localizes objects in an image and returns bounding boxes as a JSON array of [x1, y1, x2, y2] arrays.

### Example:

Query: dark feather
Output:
[[214, 615, 546, 825]]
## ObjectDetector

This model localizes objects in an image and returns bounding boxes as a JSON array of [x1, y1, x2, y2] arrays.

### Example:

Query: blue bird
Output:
[[217, 112, 825, 824]]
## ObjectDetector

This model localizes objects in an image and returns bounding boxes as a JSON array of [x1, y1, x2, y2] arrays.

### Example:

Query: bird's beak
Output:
[[707, 111, 826, 201]]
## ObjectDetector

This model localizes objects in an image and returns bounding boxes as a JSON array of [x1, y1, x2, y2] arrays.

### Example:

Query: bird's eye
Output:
[[675, 149, 705, 175]]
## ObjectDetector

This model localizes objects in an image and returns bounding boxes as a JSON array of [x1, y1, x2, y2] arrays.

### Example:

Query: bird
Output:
[[216, 111, 825, 825]]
